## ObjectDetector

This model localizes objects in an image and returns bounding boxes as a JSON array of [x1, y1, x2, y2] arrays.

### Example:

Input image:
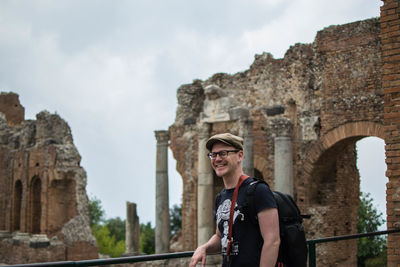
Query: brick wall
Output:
[[380, 0, 400, 266]]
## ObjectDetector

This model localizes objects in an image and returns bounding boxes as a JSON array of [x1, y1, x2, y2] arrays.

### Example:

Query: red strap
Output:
[[226, 174, 249, 261]]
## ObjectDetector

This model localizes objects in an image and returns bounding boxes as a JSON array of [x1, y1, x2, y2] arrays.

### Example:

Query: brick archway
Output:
[[301, 121, 385, 180], [300, 121, 385, 208], [299, 121, 385, 266]]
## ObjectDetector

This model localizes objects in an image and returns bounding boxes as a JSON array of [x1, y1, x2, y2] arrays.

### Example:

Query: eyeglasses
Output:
[[208, 150, 239, 160]]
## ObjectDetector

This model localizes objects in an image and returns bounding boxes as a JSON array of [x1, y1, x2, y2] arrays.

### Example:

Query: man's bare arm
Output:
[[189, 228, 222, 267], [258, 207, 280, 267]]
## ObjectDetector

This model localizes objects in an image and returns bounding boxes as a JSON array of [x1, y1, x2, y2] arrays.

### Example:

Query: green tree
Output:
[[357, 192, 387, 267], [88, 195, 105, 226], [170, 204, 182, 237], [92, 224, 125, 257], [88, 195, 126, 257], [140, 222, 155, 254], [106, 217, 126, 242]]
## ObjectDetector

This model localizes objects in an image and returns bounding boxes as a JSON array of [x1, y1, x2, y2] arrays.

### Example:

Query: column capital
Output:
[[269, 118, 293, 137], [154, 130, 169, 143]]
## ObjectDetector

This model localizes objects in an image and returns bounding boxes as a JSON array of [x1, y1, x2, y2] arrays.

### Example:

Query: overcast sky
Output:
[[0, 0, 387, 227]]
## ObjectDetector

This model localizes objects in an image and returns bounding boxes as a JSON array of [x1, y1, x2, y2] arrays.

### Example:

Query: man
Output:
[[189, 133, 280, 267]]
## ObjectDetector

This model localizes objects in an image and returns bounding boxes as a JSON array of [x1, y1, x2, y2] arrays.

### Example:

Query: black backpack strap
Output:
[[272, 191, 303, 224], [241, 178, 269, 225]]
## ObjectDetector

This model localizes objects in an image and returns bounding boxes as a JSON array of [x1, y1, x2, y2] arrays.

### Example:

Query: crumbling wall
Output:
[[0, 92, 24, 126], [169, 17, 383, 266], [0, 93, 98, 264]]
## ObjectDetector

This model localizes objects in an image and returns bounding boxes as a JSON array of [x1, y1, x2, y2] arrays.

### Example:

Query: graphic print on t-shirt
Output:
[[216, 198, 244, 256]]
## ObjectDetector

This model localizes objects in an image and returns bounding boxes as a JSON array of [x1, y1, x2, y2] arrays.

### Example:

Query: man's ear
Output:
[[237, 150, 244, 162]]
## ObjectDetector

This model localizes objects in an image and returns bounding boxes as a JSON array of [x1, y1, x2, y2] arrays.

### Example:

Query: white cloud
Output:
[[242, 0, 381, 58]]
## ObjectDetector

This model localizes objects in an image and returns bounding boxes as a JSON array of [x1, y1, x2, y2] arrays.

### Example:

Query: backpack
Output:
[[242, 179, 308, 267]]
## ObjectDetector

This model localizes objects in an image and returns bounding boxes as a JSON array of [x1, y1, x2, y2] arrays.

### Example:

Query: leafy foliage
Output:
[[88, 195, 105, 226], [106, 217, 126, 242], [92, 224, 126, 257], [88, 195, 126, 257], [140, 222, 155, 254], [170, 204, 182, 237], [138, 204, 182, 254], [357, 192, 387, 267], [88, 195, 183, 256]]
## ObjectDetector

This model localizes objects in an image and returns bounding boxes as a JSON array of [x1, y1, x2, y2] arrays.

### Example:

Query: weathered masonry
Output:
[[156, 2, 400, 266], [381, 0, 400, 264], [0, 93, 98, 264]]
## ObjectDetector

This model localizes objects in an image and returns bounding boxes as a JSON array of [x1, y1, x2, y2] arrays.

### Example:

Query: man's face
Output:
[[210, 142, 243, 178]]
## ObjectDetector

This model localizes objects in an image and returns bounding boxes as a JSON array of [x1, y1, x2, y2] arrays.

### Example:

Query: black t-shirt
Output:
[[214, 177, 277, 267]]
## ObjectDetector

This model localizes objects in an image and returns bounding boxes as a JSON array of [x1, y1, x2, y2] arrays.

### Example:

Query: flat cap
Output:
[[206, 133, 243, 151]]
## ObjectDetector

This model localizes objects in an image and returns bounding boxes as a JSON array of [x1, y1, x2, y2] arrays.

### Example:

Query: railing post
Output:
[[308, 241, 316, 267]]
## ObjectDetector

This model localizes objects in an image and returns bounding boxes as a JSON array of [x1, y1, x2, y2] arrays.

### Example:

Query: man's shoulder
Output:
[[245, 177, 271, 192], [246, 178, 277, 209]]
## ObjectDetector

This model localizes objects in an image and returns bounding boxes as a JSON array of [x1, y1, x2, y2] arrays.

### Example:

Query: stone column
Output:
[[239, 118, 254, 177], [197, 123, 214, 246], [125, 202, 140, 255], [154, 130, 170, 253], [271, 118, 294, 196], [230, 107, 254, 177], [274, 136, 294, 196]]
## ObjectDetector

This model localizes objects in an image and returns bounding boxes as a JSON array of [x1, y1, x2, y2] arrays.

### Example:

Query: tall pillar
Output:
[[230, 107, 254, 177], [271, 118, 294, 196], [154, 130, 170, 253], [197, 123, 214, 246], [239, 118, 254, 177], [125, 202, 140, 255], [274, 137, 294, 196]]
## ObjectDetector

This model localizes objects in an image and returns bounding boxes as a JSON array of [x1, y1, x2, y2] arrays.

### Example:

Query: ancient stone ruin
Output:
[[158, 2, 400, 265], [0, 92, 98, 264], [0, 1, 399, 266]]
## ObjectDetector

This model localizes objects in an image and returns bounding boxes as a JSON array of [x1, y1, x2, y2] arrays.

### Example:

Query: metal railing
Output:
[[307, 228, 400, 267], [3, 229, 400, 267], [2, 251, 195, 267]]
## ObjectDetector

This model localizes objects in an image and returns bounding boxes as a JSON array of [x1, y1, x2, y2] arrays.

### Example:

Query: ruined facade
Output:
[[0, 93, 98, 264], [165, 1, 400, 266]]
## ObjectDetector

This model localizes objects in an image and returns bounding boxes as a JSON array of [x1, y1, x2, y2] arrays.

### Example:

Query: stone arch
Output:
[[302, 121, 384, 180], [302, 121, 385, 207], [30, 176, 41, 234], [12, 180, 22, 232], [301, 121, 385, 266]]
